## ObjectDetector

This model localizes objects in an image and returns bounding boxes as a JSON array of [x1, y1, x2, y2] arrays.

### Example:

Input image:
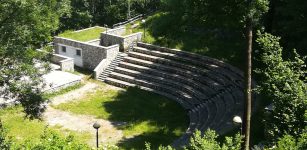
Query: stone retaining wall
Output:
[[51, 54, 74, 72], [54, 37, 119, 70]]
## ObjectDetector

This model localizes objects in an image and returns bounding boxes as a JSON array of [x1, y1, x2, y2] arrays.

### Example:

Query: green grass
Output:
[[54, 87, 188, 149], [127, 12, 245, 69], [58, 27, 105, 42], [43, 83, 84, 99], [0, 106, 92, 145]]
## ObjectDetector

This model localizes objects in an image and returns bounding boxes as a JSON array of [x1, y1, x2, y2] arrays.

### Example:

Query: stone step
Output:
[[113, 66, 208, 102], [200, 101, 217, 132], [118, 61, 217, 95], [134, 46, 243, 83], [123, 56, 224, 91], [128, 51, 229, 86], [137, 42, 244, 79], [105, 77, 193, 110], [108, 72, 199, 106]]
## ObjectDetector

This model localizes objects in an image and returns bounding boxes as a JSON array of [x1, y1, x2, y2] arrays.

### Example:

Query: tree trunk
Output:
[[242, 0, 253, 149]]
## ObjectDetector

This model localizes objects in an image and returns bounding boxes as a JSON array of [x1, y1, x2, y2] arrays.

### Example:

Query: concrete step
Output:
[[123, 56, 224, 91], [108, 72, 199, 106], [105, 77, 193, 109], [134, 46, 242, 82], [113, 67, 208, 102], [118, 61, 217, 95], [128, 51, 229, 86]]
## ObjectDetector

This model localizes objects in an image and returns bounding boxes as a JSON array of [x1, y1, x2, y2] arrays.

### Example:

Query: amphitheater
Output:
[[97, 42, 246, 147]]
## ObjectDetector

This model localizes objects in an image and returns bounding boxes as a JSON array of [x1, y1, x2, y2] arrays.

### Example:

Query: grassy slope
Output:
[[55, 87, 188, 149], [58, 27, 105, 42], [127, 12, 246, 69]]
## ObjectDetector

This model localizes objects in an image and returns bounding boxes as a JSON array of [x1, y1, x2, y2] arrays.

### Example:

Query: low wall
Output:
[[51, 54, 74, 72], [101, 31, 142, 51], [93, 59, 111, 79], [54, 37, 120, 70], [102, 27, 126, 36]]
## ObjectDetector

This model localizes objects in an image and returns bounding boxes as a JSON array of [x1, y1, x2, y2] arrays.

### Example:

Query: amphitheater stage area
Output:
[[42, 70, 82, 93]]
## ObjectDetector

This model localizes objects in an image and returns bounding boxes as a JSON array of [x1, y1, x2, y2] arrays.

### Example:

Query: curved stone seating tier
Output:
[[123, 56, 225, 91], [136, 42, 244, 78], [113, 67, 209, 102], [118, 62, 217, 95], [133, 46, 243, 85], [98, 43, 249, 148], [128, 51, 231, 87]]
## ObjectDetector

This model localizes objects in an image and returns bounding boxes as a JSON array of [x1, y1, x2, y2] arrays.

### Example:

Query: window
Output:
[[76, 49, 81, 56], [61, 46, 66, 53]]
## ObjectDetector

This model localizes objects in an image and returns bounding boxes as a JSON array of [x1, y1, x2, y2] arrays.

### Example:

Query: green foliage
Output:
[[256, 31, 307, 141], [185, 130, 241, 150], [266, 0, 307, 56], [0, 0, 69, 118], [20, 129, 89, 150], [0, 120, 12, 150], [269, 132, 307, 150], [145, 130, 241, 150]]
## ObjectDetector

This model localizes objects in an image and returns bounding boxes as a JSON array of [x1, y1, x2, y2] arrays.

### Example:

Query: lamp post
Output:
[[104, 24, 108, 46], [142, 19, 146, 40], [233, 116, 243, 135], [93, 122, 101, 149]]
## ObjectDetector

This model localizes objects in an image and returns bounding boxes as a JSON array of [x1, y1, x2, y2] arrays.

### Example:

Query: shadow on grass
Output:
[[103, 87, 189, 149], [136, 12, 246, 69]]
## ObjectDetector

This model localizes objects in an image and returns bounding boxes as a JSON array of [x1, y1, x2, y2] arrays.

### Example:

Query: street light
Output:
[[233, 116, 242, 135], [142, 19, 146, 40], [93, 122, 101, 149], [104, 24, 108, 46]]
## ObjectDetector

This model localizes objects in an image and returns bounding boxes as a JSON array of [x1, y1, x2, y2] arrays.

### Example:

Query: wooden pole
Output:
[[242, 0, 253, 149]]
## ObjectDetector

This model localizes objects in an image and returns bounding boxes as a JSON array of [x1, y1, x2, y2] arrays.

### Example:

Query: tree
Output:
[[256, 32, 307, 142], [145, 130, 242, 150], [0, 0, 69, 118]]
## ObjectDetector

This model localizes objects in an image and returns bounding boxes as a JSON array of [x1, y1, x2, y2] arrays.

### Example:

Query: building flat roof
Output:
[[58, 26, 105, 42]]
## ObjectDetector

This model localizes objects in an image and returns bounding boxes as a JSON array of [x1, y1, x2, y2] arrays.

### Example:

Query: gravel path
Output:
[[43, 82, 125, 146]]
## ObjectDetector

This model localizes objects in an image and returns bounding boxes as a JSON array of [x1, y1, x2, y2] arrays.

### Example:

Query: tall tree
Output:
[[242, 0, 268, 149], [242, 0, 253, 149], [0, 0, 69, 118]]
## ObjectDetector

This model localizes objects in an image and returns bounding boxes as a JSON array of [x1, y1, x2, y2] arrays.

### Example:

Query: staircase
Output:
[[97, 42, 247, 148], [97, 52, 127, 81]]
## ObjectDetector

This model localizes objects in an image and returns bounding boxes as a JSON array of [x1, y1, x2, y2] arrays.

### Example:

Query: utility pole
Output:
[[127, 0, 131, 19], [242, 0, 253, 149]]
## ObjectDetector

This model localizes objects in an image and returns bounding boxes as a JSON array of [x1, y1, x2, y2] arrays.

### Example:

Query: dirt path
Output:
[[43, 82, 125, 146]]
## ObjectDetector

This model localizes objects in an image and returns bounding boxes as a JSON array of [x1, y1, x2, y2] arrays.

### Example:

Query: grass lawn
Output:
[[0, 106, 92, 145], [54, 87, 188, 149], [58, 27, 105, 42]]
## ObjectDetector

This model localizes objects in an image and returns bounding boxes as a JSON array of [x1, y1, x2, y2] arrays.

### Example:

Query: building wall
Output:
[[58, 44, 83, 67], [54, 37, 120, 70]]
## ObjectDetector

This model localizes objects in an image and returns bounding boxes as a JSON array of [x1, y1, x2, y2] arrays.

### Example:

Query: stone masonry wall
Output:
[[100, 30, 142, 51], [54, 37, 119, 70], [51, 54, 74, 72]]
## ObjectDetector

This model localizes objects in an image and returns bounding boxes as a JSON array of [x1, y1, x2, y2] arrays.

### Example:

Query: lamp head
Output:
[[142, 19, 146, 23], [93, 122, 101, 129], [233, 116, 242, 124]]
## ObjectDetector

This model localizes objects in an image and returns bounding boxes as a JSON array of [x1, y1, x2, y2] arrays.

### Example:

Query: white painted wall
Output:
[[58, 44, 83, 67]]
